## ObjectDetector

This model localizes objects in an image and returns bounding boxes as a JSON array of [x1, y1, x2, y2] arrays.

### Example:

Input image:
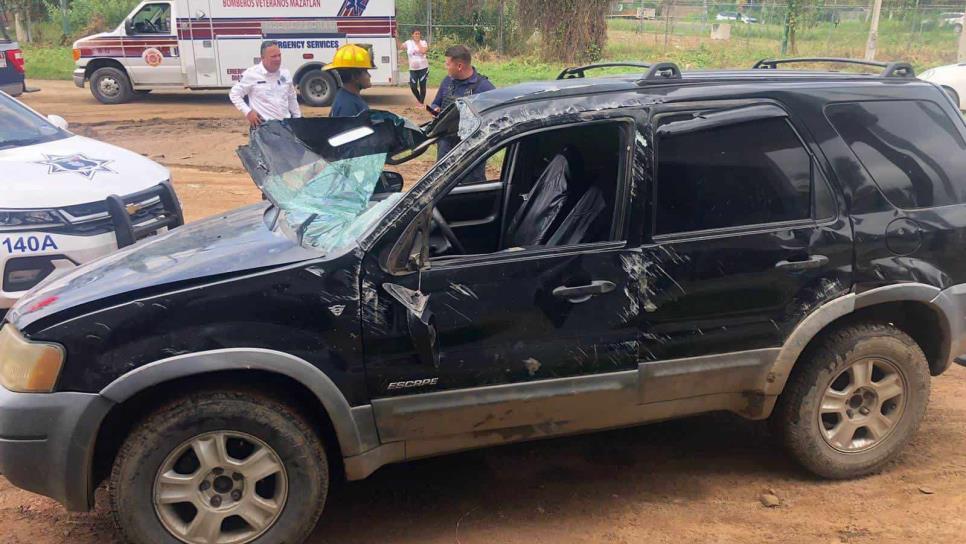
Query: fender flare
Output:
[[99, 348, 378, 457], [764, 282, 950, 398]]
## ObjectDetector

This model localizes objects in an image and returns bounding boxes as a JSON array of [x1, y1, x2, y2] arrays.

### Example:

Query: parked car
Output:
[[0, 19, 24, 96], [2, 58, 966, 544], [716, 11, 757, 24], [0, 92, 183, 319], [939, 11, 965, 32], [919, 63, 966, 109]]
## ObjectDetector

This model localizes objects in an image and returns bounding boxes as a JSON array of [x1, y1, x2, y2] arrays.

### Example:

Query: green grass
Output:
[[22, 45, 74, 80], [24, 17, 963, 85]]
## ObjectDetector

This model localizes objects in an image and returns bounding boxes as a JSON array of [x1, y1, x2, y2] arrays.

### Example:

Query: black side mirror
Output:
[[124, 19, 134, 35], [374, 171, 404, 194]]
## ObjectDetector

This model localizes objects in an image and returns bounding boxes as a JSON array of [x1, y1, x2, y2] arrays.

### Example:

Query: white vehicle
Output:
[[0, 92, 182, 316], [919, 64, 966, 110], [71, 0, 398, 107]]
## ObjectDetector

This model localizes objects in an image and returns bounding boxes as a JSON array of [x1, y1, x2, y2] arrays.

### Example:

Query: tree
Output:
[[517, 0, 609, 63]]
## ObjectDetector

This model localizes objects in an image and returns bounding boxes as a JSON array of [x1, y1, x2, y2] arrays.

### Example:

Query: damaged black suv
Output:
[[3, 58, 966, 544]]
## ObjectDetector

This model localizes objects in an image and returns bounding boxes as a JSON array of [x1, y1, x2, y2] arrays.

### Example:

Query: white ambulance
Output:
[[71, 0, 398, 106]]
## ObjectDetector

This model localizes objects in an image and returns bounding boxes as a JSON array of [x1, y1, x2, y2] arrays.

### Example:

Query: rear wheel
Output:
[[90, 66, 134, 104], [299, 70, 337, 107], [775, 323, 930, 479], [109, 390, 328, 544]]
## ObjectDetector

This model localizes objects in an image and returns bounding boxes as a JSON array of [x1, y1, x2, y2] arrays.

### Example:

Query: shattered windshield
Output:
[[237, 111, 428, 253]]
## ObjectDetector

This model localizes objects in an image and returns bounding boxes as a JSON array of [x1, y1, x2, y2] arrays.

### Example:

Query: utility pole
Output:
[[426, 0, 432, 43], [60, 0, 70, 37], [498, 0, 505, 54], [864, 0, 883, 60], [959, 0, 966, 61]]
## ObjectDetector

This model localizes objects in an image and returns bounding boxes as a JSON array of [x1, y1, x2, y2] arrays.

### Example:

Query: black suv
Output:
[[2, 58, 966, 544]]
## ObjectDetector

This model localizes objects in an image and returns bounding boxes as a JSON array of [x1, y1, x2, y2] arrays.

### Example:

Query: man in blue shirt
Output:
[[430, 45, 496, 180], [324, 44, 373, 117]]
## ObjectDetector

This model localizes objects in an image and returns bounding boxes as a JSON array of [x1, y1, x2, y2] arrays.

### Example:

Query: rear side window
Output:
[[655, 117, 812, 235], [826, 100, 966, 209]]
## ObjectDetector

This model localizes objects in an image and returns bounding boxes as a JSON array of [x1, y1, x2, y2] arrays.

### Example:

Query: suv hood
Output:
[[1, 134, 170, 208], [8, 203, 317, 329]]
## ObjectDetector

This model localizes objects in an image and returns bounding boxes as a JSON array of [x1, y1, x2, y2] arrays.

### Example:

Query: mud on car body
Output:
[[2, 58, 966, 544]]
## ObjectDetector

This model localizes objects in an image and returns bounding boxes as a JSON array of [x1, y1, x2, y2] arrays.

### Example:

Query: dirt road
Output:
[[3, 81, 966, 544]]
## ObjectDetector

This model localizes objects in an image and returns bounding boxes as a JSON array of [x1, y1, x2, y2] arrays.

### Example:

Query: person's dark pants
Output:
[[409, 68, 429, 104], [438, 136, 485, 183]]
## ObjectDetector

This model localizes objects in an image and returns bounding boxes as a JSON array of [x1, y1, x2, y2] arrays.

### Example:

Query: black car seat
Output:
[[546, 186, 607, 246], [505, 147, 584, 247]]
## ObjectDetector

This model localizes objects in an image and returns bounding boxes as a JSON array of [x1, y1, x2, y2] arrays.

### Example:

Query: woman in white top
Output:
[[404, 29, 430, 104]]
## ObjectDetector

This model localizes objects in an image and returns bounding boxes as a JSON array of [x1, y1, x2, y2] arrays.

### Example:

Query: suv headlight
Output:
[[0, 209, 66, 231], [0, 325, 65, 393]]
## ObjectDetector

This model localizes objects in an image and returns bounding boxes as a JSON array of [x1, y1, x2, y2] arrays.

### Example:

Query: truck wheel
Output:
[[774, 323, 930, 479], [90, 66, 134, 104], [109, 390, 328, 544], [299, 70, 337, 107]]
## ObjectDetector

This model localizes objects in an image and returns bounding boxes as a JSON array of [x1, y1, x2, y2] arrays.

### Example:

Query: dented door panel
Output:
[[633, 223, 853, 361]]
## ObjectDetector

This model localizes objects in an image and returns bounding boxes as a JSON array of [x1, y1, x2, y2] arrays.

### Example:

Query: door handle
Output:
[[774, 255, 829, 271], [552, 280, 616, 303]]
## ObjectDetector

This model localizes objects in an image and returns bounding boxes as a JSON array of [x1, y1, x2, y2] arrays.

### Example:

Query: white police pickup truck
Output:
[[0, 92, 182, 317]]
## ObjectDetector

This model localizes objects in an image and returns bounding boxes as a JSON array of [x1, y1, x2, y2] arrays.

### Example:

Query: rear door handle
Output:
[[774, 255, 829, 271], [552, 280, 616, 303]]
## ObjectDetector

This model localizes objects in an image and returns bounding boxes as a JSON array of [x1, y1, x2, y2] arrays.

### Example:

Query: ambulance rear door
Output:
[[177, 0, 218, 86]]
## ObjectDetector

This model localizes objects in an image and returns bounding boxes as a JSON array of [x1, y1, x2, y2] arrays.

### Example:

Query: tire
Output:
[[955, 23, 963, 34], [109, 390, 328, 544], [90, 66, 134, 104], [774, 323, 930, 479], [299, 70, 337, 107]]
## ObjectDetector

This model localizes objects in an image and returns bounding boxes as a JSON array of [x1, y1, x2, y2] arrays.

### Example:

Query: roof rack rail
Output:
[[753, 57, 915, 77], [557, 62, 653, 80], [643, 62, 682, 81]]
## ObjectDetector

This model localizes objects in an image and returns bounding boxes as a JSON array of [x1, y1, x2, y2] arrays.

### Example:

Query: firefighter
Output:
[[324, 44, 374, 117]]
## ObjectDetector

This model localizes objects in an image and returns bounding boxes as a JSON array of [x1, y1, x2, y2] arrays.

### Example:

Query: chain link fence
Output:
[[397, 1, 965, 69]]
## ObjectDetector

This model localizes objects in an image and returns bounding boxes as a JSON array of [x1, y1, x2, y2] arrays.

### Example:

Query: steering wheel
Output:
[[431, 208, 465, 255]]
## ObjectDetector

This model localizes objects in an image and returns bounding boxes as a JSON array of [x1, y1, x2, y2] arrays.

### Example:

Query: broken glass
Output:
[[237, 111, 427, 253]]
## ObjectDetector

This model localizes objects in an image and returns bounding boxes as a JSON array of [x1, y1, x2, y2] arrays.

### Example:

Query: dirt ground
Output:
[[4, 80, 966, 544]]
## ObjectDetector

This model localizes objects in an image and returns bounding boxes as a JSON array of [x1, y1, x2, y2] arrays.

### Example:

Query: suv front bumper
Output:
[[0, 385, 112, 511], [73, 68, 85, 88]]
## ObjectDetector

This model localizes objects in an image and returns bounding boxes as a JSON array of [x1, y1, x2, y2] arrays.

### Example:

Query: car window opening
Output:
[[429, 122, 626, 261]]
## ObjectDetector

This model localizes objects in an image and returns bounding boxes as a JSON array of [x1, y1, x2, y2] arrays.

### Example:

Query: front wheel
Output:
[[109, 390, 328, 544], [299, 70, 337, 107], [774, 323, 930, 479], [90, 66, 134, 104]]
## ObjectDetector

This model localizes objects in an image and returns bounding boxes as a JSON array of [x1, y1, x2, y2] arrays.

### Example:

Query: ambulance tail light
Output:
[[5, 49, 24, 73], [72, 48, 81, 62]]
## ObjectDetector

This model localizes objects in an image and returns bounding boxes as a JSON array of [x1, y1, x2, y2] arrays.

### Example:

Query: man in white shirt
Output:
[[229, 41, 301, 128]]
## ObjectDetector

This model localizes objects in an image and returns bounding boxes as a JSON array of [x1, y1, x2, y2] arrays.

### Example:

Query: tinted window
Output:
[[655, 117, 812, 235], [826, 100, 966, 209]]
